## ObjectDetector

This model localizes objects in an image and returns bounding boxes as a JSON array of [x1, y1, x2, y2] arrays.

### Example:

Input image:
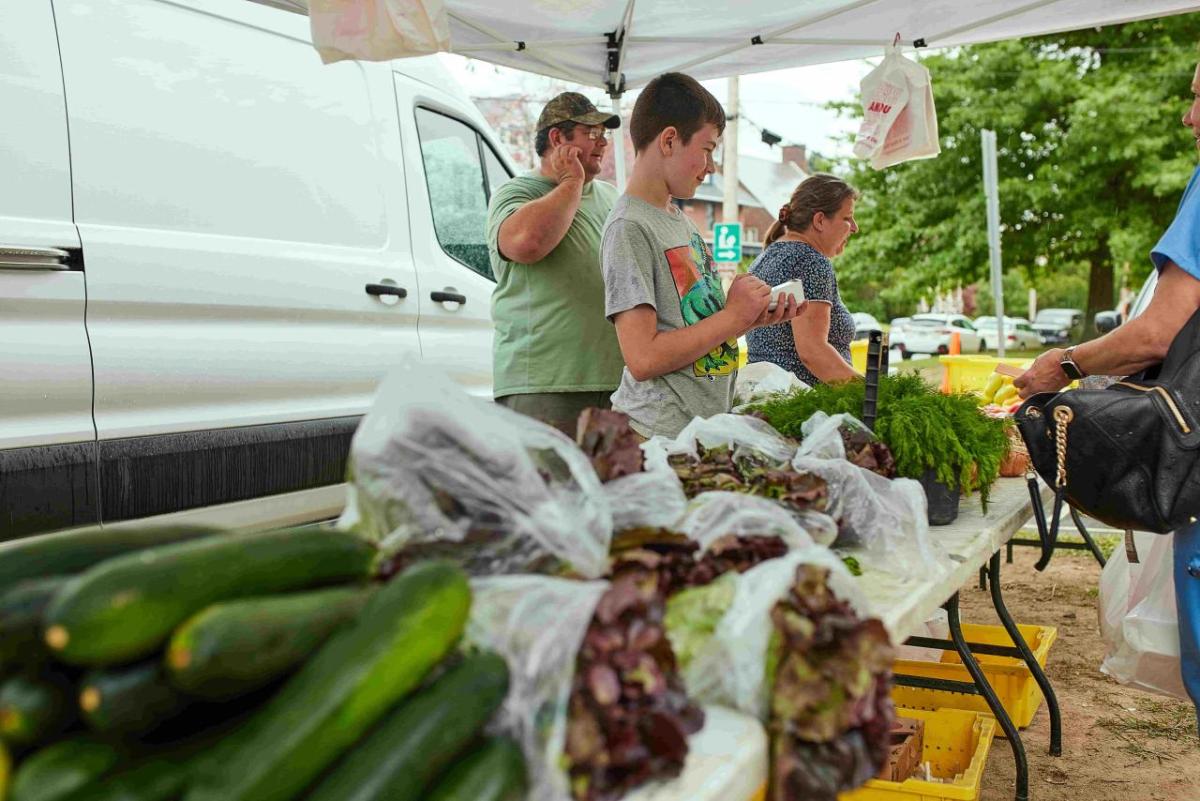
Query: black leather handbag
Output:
[[1014, 307, 1200, 538]]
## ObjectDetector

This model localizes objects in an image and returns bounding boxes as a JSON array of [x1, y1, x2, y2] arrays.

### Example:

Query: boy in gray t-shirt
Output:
[[601, 73, 803, 438]]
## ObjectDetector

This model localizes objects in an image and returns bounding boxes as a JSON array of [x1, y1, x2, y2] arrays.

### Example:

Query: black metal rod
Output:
[[1070, 507, 1107, 567], [1034, 490, 1066, 572], [894, 674, 979, 694], [905, 636, 1025, 659], [946, 592, 1029, 801], [1007, 540, 1014, 563], [979, 564, 988, 591], [989, 553, 1063, 756], [1009, 539, 1096, 552]]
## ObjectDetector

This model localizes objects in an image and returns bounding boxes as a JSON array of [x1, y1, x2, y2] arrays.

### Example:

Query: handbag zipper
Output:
[[1114, 381, 1192, 434]]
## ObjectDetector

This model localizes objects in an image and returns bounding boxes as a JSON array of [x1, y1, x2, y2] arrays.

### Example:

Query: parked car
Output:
[[1, 0, 512, 538], [1097, 271, 1158, 334], [973, 316, 1042, 350], [888, 317, 911, 354], [1032, 308, 1085, 345], [850, 311, 882, 341], [901, 314, 984, 356]]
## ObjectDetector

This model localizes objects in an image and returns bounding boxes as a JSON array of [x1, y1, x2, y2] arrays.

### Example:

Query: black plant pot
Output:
[[919, 468, 960, 526]]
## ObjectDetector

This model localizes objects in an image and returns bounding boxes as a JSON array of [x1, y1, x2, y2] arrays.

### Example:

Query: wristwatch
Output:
[[1059, 346, 1087, 381]]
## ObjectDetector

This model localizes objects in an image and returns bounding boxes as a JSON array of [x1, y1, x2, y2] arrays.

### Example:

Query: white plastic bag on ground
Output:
[[853, 45, 940, 170], [465, 576, 607, 801], [675, 491, 834, 549], [668, 547, 867, 720], [792, 412, 947, 580], [1100, 531, 1188, 700], [341, 360, 612, 578]]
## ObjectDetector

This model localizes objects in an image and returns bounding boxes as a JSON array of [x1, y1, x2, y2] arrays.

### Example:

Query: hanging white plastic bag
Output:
[[341, 359, 612, 578], [1100, 532, 1188, 700], [309, 0, 450, 64], [793, 412, 948, 580], [675, 491, 834, 549], [604, 467, 689, 531], [853, 45, 941, 171]]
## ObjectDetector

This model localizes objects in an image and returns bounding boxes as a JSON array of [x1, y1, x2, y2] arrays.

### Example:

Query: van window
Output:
[[416, 108, 505, 281], [482, 145, 509, 198]]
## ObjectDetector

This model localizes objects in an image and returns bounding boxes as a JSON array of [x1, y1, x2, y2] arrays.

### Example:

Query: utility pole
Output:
[[719, 76, 740, 282]]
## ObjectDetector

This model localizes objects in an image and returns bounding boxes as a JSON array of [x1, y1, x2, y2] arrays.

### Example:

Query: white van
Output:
[[1, 0, 512, 537]]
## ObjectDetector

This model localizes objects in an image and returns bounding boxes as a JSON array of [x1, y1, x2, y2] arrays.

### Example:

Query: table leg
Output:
[[945, 592, 1029, 801], [988, 552, 1063, 756], [1069, 507, 1107, 568]]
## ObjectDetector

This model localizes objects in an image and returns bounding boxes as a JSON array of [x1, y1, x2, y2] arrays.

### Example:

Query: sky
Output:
[[439, 54, 878, 162]]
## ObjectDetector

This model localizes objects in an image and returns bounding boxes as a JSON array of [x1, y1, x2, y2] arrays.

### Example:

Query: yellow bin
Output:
[[839, 708, 997, 801], [937, 355, 1033, 394], [891, 623, 1057, 729]]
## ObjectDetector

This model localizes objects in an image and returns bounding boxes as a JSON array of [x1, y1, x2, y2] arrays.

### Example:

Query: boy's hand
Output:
[[750, 294, 807, 330], [724, 274, 771, 328], [549, 145, 585, 186]]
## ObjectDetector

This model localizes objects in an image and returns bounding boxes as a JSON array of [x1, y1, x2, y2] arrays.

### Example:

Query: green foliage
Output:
[[830, 16, 1200, 324], [748, 374, 1010, 505]]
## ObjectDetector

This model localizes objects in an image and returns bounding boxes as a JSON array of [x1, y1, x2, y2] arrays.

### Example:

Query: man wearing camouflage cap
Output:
[[487, 92, 625, 435]]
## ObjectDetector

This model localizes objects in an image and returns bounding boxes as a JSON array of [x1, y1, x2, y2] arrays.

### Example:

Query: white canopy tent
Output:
[[295, 0, 1199, 93]]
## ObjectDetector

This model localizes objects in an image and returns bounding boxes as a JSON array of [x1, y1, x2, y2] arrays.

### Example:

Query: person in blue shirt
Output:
[[1016, 61, 1200, 731]]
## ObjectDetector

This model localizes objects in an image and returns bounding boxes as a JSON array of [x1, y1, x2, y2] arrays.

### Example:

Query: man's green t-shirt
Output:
[[487, 172, 624, 398]]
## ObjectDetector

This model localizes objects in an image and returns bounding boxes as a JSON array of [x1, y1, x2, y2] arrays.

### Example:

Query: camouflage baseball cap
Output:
[[536, 92, 620, 132]]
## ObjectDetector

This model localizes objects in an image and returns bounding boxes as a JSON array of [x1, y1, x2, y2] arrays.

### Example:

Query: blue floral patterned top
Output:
[[746, 240, 854, 386]]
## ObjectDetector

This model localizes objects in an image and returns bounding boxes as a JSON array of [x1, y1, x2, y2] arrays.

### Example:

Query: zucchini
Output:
[[0, 578, 71, 672], [184, 560, 470, 801], [0, 741, 10, 801], [165, 586, 375, 700], [0, 674, 76, 749], [425, 737, 527, 801], [0, 526, 218, 598], [306, 652, 510, 801], [10, 737, 121, 801], [80, 662, 187, 736], [44, 528, 377, 666], [57, 757, 186, 801]]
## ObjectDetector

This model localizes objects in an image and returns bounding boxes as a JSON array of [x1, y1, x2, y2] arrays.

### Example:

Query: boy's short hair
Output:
[[630, 72, 726, 153]]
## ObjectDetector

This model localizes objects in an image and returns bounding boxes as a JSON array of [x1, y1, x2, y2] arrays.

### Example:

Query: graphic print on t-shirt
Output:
[[664, 233, 740, 377]]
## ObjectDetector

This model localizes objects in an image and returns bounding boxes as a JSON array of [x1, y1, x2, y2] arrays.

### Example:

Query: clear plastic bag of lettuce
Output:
[[643, 413, 798, 468], [675, 491, 836, 549], [340, 360, 612, 578], [792, 412, 948, 580], [664, 550, 895, 801], [465, 573, 704, 801]]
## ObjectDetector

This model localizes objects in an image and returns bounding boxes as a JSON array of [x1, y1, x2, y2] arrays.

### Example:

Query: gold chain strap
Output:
[[1053, 406, 1074, 488]]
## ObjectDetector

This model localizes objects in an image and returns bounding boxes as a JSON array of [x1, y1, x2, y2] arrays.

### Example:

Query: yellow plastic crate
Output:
[[937, 355, 1033, 394], [891, 623, 1057, 729], [839, 708, 997, 801]]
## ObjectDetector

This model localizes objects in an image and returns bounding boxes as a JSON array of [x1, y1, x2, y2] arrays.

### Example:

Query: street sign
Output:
[[713, 222, 742, 262]]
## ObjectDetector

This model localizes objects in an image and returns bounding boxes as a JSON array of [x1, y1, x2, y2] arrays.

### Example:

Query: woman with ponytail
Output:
[[746, 174, 861, 385]]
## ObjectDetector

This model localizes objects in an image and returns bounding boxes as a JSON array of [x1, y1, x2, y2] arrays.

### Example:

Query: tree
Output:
[[830, 14, 1200, 332]]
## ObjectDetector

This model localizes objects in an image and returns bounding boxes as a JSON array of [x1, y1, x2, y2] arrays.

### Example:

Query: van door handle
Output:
[[0, 245, 72, 270], [365, 283, 407, 298], [431, 290, 467, 305]]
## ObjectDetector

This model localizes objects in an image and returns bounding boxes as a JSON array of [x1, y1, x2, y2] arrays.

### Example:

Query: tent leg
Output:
[[611, 95, 626, 191]]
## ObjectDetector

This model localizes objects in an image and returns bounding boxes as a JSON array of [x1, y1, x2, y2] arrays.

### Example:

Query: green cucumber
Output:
[[184, 560, 470, 801], [11, 737, 121, 801], [425, 737, 527, 801], [0, 674, 76, 749], [80, 662, 188, 736], [306, 652, 510, 801], [165, 586, 375, 700], [0, 577, 71, 672], [44, 528, 377, 666], [0, 526, 219, 598]]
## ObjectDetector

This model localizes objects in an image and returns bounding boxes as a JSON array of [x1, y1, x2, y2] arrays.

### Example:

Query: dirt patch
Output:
[[955, 546, 1200, 801]]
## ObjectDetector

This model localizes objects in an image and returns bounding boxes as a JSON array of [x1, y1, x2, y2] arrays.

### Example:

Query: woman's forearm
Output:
[[797, 342, 860, 383]]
